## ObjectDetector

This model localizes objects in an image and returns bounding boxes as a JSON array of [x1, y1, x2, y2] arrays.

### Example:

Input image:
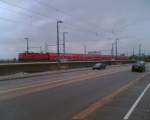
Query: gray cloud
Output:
[[0, 0, 150, 58]]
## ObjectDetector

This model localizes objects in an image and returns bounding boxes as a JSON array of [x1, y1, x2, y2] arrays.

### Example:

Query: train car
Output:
[[19, 53, 49, 61], [19, 52, 128, 62]]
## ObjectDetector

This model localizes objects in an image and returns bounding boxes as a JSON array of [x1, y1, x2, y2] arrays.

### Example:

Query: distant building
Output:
[[88, 51, 101, 55], [120, 53, 125, 56]]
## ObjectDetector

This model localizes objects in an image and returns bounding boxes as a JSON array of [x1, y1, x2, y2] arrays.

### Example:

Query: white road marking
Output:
[[123, 82, 150, 120]]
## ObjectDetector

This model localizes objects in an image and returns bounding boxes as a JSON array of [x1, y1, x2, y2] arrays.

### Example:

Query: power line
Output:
[[0, 0, 98, 35], [0, 16, 26, 23], [64, 22, 98, 35], [34, 0, 98, 27], [0, 0, 52, 19], [0, 6, 32, 18], [33, 0, 99, 35], [34, 0, 67, 15]]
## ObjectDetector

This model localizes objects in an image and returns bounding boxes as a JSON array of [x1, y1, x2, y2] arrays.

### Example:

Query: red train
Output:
[[19, 53, 128, 62]]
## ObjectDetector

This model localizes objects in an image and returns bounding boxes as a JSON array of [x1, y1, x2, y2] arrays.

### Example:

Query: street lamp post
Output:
[[63, 32, 68, 55], [57, 20, 63, 60]]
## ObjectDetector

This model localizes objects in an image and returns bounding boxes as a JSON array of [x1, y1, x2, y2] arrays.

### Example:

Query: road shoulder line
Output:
[[123, 82, 150, 120], [72, 73, 149, 120]]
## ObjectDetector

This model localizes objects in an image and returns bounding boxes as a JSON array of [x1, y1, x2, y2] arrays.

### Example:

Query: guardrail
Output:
[[0, 60, 135, 76]]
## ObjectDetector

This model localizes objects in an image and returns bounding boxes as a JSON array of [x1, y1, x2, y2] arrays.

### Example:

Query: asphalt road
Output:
[[87, 65, 150, 120], [0, 64, 149, 120]]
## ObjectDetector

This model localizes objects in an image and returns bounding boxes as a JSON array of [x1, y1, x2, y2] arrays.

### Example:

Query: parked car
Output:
[[132, 61, 146, 72], [92, 63, 106, 70]]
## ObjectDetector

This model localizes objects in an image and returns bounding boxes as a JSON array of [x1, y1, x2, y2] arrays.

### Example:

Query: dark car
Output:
[[92, 63, 106, 70], [132, 61, 146, 72]]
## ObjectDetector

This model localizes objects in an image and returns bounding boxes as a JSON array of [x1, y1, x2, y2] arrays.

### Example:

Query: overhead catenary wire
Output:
[[0, 16, 27, 24], [33, 0, 99, 35], [0, 0, 99, 35], [0, 0, 53, 19], [33, 0, 97, 26], [0, 6, 32, 18]]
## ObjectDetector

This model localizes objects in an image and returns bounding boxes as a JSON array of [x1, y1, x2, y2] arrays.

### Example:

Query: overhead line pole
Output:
[[63, 32, 68, 55], [111, 43, 114, 56], [25, 38, 29, 53], [139, 44, 142, 57], [133, 48, 135, 56], [57, 20, 63, 61], [115, 38, 119, 58], [83, 45, 87, 55]]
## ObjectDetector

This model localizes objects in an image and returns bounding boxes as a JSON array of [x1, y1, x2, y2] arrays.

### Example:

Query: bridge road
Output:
[[0, 64, 149, 120], [87, 65, 150, 120]]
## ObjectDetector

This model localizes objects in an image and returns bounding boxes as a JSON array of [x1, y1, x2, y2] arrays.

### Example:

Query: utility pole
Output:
[[45, 42, 48, 53], [63, 32, 68, 55], [126, 51, 129, 57], [57, 20, 63, 60], [115, 38, 119, 58], [25, 38, 29, 53], [40, 46, 42, 53], [144, 50, 146, 56], [133, 48, 135, 56], [83, 44, 87, 55], [111, 43, 114, 56], [139, 44, 142, 57]]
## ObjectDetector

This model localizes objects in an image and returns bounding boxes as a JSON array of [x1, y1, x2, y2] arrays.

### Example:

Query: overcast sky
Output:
[[0, 0, 150, 58]]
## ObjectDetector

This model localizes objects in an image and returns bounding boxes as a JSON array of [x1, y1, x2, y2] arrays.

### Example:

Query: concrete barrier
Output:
[[0, 60, 135, 76]]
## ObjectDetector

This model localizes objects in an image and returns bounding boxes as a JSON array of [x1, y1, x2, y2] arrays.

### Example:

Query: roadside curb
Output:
[[0, 68, 91, 82], [0, 64, 129, 82]]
